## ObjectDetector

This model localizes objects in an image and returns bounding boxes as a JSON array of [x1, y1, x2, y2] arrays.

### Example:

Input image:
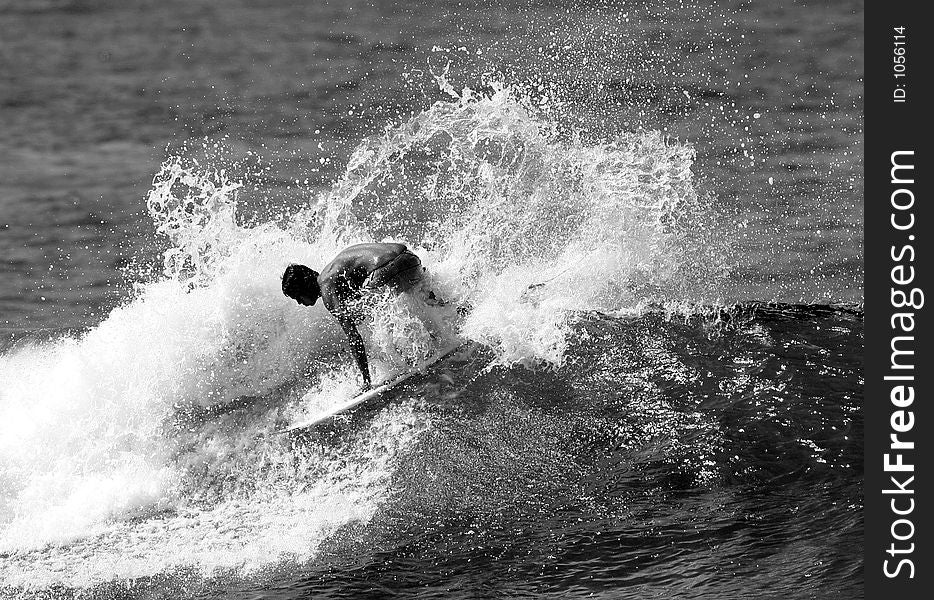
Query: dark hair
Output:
[[282, 264, 320, 300]]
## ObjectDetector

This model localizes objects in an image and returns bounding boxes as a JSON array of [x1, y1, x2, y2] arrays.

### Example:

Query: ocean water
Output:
[[0, 0, 862, 598]]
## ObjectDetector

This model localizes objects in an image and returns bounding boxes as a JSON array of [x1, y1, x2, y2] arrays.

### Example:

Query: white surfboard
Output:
[[276, 341, 463, 434]]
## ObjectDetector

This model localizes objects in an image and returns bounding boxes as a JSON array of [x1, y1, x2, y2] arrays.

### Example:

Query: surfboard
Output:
[[276, 341, 463, 434]]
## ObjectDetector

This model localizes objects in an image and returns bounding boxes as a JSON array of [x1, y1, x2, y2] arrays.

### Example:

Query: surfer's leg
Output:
[[370, 254, 460, 347]]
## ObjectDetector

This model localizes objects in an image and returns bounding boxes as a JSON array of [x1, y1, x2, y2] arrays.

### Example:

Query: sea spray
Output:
[[0, 159, 438, 587], [0, 167, 369, 568], [313, 80, 727, 364], [0, 79, 725, 588]]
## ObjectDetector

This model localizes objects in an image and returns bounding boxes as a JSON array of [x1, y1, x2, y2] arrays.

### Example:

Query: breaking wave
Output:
[[0, 80, 728, 589]]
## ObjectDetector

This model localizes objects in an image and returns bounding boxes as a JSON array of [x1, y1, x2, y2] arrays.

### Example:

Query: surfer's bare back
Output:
[[281, 243, 426, 390]]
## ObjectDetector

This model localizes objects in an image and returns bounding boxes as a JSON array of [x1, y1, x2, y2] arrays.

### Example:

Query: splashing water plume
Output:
[[0, 80, 725, 589], [317, 79, 726, 363]]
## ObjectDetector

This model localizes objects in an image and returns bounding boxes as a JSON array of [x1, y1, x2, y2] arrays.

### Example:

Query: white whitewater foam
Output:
[[0, 79, 724, 589]]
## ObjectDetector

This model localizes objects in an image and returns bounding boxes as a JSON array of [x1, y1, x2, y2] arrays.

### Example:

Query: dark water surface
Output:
[[1, 1, 862, 598], [280, 305, 862, 600]]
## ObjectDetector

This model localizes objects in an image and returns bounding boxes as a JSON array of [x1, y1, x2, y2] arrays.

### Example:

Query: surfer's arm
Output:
[[321, 281, 372, 390], [337, 314, 371, 390]]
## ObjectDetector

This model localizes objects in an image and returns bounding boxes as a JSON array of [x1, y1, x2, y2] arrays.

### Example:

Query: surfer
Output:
[[281, 243, 430, 390]]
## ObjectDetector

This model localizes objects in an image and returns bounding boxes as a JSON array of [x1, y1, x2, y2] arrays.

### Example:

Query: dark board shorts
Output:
[[363, 250, 424, 291]]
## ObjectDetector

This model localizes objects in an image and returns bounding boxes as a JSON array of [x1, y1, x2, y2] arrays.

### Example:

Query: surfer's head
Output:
[[282, 264, 320, 306]]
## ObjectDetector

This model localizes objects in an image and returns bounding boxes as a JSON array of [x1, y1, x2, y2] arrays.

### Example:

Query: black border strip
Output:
[[865, 5, 931, 596]]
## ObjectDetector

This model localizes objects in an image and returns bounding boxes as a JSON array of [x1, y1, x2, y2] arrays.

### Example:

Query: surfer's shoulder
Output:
[[318, 282, 343, 314]]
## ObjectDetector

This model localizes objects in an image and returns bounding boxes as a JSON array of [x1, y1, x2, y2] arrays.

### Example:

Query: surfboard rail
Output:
[[275, 341, 463, 434]]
